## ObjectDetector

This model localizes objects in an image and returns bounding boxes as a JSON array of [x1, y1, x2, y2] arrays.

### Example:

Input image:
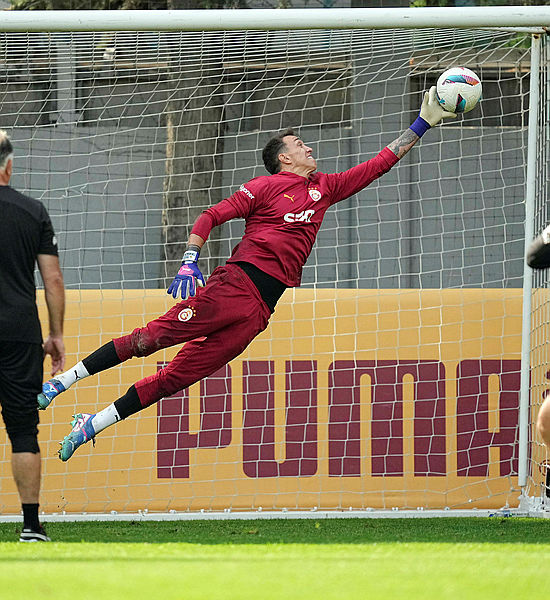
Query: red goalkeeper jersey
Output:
[[191, 146, 399, 287]]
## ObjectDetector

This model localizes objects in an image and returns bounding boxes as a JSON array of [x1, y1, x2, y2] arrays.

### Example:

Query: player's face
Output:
[[280, 136, 317, 174]]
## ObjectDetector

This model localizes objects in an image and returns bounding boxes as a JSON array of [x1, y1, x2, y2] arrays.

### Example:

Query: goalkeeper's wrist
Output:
[[409, 116, 431, 138], [182, 244, 201, 264]]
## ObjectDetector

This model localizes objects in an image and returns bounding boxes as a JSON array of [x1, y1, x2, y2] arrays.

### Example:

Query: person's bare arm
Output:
[[187, 233, 205, 250], [37, 254, 66, 375], [387, 129, 421, 160]]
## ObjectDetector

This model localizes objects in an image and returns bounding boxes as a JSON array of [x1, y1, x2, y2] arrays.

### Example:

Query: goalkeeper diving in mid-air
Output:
[[526, 225, 550, 451], [39, 88, 456, 462]]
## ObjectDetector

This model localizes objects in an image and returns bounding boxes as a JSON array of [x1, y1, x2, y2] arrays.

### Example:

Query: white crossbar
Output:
[[0, 7, 549, 33]]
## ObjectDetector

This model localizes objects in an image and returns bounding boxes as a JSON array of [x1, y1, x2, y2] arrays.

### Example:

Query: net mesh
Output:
[[0, 27, 536, 514]]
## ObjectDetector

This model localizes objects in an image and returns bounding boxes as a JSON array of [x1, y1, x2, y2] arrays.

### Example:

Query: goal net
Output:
[[0, 15, 543, 517]]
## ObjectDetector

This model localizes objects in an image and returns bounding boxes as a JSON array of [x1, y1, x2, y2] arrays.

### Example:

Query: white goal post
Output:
[[0, 7, 549, 520]]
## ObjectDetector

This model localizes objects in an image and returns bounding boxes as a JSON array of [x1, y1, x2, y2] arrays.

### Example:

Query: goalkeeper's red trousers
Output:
[[112, 263, 272, 408]]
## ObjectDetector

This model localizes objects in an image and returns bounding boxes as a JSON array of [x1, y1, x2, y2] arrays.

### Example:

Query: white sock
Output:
[[56, 361, 90, 390], [91, 404, 121, 435]]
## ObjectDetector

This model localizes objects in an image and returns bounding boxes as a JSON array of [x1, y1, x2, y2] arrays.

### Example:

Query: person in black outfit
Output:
[[0, 130, 65, 542]]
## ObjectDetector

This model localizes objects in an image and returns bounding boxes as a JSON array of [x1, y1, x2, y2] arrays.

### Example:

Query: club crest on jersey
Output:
[[308, 188, 321, 202], [178, 307, 196, 322]]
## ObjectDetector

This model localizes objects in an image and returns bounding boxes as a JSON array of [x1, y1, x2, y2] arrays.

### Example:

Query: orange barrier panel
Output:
[[0, 289, 523, 514]]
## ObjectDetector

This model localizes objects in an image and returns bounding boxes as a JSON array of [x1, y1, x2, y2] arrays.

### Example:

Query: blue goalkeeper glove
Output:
[[167, 247, 206, 300]]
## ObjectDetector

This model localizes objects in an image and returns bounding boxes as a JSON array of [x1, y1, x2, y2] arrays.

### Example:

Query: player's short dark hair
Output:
[[0, 130, 13, 170], [262, 128, 296, 175]]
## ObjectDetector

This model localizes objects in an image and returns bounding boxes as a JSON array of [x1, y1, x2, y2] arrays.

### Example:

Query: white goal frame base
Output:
[[0, 507, 544, 523]]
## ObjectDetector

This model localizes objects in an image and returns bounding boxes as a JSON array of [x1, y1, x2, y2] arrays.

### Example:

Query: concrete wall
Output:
[[0, 28, 528, 291], [10, 127, 167, 289]]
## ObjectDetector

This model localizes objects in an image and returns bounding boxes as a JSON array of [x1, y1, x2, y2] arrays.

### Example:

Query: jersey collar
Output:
[[276, 170, 317, 182]]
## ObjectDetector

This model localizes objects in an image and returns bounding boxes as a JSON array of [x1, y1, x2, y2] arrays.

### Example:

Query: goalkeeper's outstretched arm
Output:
[[526, 225, 550, 269], [387, 86, 456, 160]]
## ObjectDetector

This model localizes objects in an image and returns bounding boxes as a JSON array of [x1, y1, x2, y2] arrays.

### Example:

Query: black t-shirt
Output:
[[0, 185, 58, 343]]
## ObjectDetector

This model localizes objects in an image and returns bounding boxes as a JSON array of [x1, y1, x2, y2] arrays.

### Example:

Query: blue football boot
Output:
[[58, 413, 96, 462], [37, 378, 66, 410]]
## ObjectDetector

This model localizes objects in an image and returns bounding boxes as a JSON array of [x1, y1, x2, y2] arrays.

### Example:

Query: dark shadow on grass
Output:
[[0, 555, 382, 563], [1, 518, 549, 545]]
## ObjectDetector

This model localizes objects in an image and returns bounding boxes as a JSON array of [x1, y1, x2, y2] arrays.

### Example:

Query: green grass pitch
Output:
[[0, 518, 549, 599]]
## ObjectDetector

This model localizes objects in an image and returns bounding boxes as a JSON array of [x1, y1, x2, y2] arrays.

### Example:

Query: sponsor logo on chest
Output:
[[284, 209, 315, 223], [280, 186, 321, 223]]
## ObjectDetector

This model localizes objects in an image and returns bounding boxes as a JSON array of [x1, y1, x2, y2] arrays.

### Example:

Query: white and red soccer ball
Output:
[[436, 67, 482, 114]]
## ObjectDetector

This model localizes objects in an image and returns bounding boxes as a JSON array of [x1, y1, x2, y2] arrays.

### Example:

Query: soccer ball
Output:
[[436, 67, 482, 114]]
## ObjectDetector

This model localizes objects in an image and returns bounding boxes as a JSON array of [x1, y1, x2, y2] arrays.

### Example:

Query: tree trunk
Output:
[[161, 9, 226, 284]]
